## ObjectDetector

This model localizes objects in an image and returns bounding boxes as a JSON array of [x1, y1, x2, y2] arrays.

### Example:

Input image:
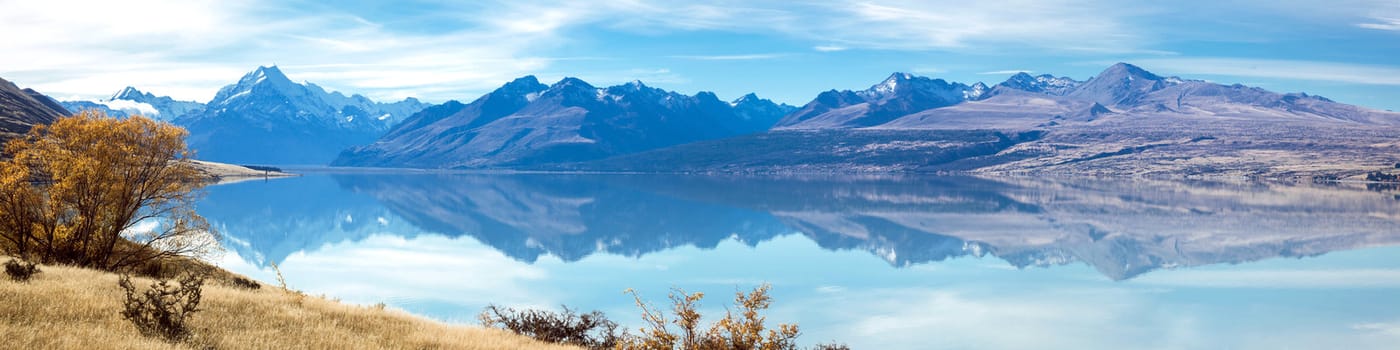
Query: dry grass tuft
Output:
[[0, 256, 580, 350]]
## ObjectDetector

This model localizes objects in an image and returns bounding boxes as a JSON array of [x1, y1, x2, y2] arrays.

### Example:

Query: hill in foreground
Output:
[[0, 257, 575, 350]]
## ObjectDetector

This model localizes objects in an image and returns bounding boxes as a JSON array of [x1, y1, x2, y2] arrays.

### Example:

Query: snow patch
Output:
[[98, 99, 160, 117]]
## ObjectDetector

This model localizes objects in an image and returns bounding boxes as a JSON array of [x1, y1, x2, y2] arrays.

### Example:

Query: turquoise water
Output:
[[203, 173, 1400, 349]]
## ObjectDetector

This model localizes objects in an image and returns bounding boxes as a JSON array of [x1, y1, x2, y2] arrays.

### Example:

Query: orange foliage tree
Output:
[[0, 110, 217, 271]]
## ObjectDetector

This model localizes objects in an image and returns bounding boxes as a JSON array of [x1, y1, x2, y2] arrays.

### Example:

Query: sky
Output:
[[2, 0, 1399, 110]]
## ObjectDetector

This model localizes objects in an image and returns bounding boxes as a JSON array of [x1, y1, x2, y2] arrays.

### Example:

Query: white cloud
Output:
[[979, 70, 1033, 75], [0, 0, 566, 103], [222, 234, 553, 311], [1353, 322, 1400, 337], [815, 0, 1143, 52], [1359, 17, 1400, 30], [98, 100, 161, 117], [669, 53, 789, 61], [5, 0, 1396, 105], [1130, 57, 1400, 86]]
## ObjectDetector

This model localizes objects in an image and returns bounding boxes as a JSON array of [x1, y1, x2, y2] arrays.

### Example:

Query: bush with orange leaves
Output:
[[0, 111, 217, 272], [619, 283, 801, 350]]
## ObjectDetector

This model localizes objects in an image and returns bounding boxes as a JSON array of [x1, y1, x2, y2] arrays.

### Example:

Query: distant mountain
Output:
[[333, 76, 791, 168], [0, 77, 69, 142], [58, 101, 130, 118], [730, 93, 797, 134], [772, 72, 986, 129], [559, 63, 1400, 177], [984, 72, 1081, 97], [60, 86, 205, 121], [175, 66, 428, 165]]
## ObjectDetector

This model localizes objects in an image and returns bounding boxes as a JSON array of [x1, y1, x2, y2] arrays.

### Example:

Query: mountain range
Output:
[[332, 76, 795, 168], [50, 66, 430, 165], [173, 66, 429, 164], [9, 62, 1400, 176], [328, 63, 1400, 177], [60, 86, 205, 121]]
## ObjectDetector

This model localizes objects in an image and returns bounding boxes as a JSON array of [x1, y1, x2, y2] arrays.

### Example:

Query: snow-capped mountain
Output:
[[773, 72, 986, 129], [60, 86, 204, 121], [176, 66, 428, 165], [111, 87, 205, 120], [987, 72, 1081, 96], [556, 63, 1400, 176], [0, 77, 68, 141], [333, 76, 791, 168]]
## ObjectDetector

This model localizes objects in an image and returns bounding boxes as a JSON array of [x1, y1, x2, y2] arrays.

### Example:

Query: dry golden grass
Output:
[[0, 257, 580, 350]]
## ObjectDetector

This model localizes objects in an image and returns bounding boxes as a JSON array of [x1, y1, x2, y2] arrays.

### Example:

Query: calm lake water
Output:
[[202, 173, 1400, 349]]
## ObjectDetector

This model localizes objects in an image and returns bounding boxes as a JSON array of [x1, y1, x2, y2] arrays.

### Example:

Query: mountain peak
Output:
[[996, 72, 1081, 96], [506, 75, 542, 87], [110, 86, 149, 101], [239, 65, 294, 87], [870, 72, 920, 95], [552, 77, 595, 90], [732, 93, 762, 104], [1099, 62, 1162, 81], [497, 75, 548, 95]]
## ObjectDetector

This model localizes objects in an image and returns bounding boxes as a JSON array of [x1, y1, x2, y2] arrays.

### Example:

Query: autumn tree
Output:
[[0, 110, 217, 271]]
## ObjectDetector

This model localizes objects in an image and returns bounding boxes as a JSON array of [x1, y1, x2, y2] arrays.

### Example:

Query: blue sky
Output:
[[2, 0, 1399, 110]]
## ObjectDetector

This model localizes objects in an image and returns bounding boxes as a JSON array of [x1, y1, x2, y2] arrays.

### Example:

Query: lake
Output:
[[202, 173, 1400, 349]]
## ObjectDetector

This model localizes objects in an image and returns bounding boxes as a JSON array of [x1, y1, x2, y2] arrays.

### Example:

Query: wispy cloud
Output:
[[5, 0, 1399, 106], [0, 0, 567, 103], [979, 70, 1033, 75], [669, 53, 789, 61], [1359, 17, 1400, 30], [911, 67, 948, 75], [1130, 57, 1400, 85]]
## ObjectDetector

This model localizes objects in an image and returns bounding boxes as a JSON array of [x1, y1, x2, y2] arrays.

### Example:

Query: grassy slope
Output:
[[0, 257, 578, 350]]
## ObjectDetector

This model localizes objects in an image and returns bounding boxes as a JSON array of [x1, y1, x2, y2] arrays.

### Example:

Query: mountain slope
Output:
[[0, 77, 69, 142], [175, 66, 428, 165], [334, 76, 791, 168]]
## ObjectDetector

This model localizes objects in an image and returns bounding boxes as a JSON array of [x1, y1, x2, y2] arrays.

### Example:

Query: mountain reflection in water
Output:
[[199, 173, 1400, 280]]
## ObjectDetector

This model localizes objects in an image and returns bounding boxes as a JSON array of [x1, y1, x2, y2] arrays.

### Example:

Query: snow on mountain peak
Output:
[[109, 86, 148, 101], [871, 72, 916, 95]]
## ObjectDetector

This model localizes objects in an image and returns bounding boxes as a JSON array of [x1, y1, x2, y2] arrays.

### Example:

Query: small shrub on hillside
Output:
[[4, 259, 40, 282], [812, 342, 852, 350], [479, 305, 620, 350], [118, 273, 205, 342], [229, 276, 260, 290]]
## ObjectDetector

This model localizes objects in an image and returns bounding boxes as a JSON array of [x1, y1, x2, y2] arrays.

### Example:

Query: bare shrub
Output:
[[229, 276, 260, 290], [619, 284, 801, 350], [118, 273, 204, 342], [479, 304, 620, 349], [812, 342, 851, 350], [3, 258, 40, 282]]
